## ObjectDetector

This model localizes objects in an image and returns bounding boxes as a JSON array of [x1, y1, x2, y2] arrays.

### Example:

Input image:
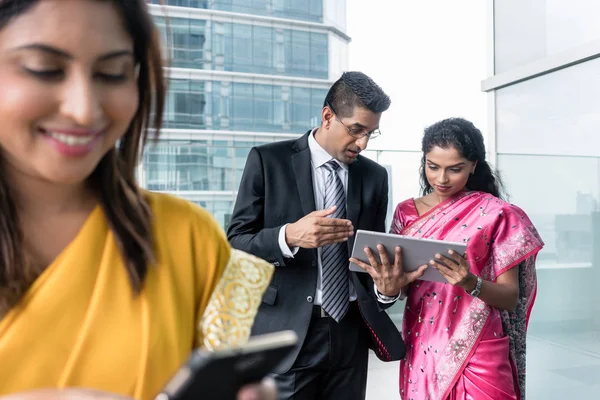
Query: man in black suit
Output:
[[227, 72, 425, 400]]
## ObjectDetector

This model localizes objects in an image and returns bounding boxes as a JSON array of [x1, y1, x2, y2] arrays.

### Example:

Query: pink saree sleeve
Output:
[[487, 204, 544, 280], [390, 199, 419, 235]]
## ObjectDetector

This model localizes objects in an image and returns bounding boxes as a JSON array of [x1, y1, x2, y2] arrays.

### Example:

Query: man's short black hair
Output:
[[323, 71, 391, 118]]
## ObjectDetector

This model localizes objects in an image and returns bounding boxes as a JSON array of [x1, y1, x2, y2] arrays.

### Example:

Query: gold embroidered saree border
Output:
[[197, 249, 274, 351]]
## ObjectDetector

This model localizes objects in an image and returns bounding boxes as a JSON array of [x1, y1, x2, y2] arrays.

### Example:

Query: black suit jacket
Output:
[[227, 131, 405, 373]]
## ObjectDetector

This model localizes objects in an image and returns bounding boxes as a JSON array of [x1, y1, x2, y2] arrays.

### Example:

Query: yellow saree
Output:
[[0, 192, 272, 399]]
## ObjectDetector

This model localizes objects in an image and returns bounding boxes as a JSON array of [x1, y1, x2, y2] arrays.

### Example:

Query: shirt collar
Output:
[[308, 128, 348, 171]]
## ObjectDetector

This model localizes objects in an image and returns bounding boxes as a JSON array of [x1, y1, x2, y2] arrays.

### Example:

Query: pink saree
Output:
[[391, 191, 543, 400]]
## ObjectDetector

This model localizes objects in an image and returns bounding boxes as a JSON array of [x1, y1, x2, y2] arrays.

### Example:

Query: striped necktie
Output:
[[320, 160, 349, 322]]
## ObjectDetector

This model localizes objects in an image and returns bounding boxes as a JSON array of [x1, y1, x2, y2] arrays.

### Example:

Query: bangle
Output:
[[377, 291, 398, 301], [468, 276, 483, 298], [374, 283, 401, 303]]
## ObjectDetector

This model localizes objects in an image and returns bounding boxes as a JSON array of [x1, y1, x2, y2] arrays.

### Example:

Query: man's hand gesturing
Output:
[[285, 206, 353, 249]]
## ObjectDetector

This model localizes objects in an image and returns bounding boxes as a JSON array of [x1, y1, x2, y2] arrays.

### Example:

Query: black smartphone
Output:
[[154, 330, 298, 400]]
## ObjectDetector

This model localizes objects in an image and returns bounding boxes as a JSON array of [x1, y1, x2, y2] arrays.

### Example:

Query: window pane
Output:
[[231, 0, 253, 14], [189, 19, 209, 68], [190, 81, 207, 128], [310, 0, 323, 21], [310, 33, 328, 79], [273, 86, 290, 132], [253, 85, 273, 131], [232, 83, 254, 130], [222, 24, 234, 71], [310, 89, 325, 127], [253, 26, 274, 74], [143, 141, 210, 191], [496, 58, 600, 157], [232, 24, 253, 73], [289, 31, 310, 76], [286, 0, 310, 20], [497, 154, 600, 399], [495, 0, 600, 73], [291, 87, 311, 131]]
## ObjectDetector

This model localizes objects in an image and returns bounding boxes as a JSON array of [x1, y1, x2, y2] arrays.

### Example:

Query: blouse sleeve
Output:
[[389, 201, 410, 234]]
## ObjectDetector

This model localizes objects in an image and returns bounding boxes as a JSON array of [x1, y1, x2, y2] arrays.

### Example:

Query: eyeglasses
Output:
[[326, 102, 381, 140]]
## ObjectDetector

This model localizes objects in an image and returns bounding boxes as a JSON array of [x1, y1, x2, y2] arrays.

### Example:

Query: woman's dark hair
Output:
[[0, 0, 166, 314], [420, 118, 505, 199]]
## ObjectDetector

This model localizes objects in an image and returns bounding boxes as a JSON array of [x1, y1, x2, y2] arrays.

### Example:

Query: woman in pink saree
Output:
[[392, 119, 543, 400]]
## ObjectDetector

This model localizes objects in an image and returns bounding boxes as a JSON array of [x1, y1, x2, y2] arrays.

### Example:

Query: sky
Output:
[[345, 0, 488, 152]]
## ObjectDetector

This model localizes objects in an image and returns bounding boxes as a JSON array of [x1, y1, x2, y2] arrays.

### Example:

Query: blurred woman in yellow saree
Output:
[[0, 1, 272, 399]]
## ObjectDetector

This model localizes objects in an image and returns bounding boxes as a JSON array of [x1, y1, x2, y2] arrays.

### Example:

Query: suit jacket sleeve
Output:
[[227, 147, 287, 267], [375, 170, 389, 233], [373, 169, 395, 310]]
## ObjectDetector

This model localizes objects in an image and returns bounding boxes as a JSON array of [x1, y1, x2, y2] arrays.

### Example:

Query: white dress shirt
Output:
[[277, 129, 356, 304]]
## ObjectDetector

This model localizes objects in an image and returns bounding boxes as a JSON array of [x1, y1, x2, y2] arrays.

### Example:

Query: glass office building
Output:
[[481, 1, 600, 398], [145, 0, 349, 228]]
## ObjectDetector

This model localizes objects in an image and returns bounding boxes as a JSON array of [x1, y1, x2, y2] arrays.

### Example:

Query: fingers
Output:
[[377, 244, 392, 268], [407, 264, 428, 282], [430, 257, 452, 271], [317, 234, 353, 246], [314, 223, 354, 234], [312, 221, 353, 246], [295, 212, 353, 247], [432, 254, 457, 269], [364, 246, 381, 271], [236, 386, 263, 400], [349, 257, 372, 273], [237, 377, 277, 400], [430, 257, 465, 285], [433, 264, 452, 283], [446, 249, 466, 264], [313, 205, 337, 217], [393, 246, 403, 270], [318, 217, 353, 228], [260, 377, 278, 400]]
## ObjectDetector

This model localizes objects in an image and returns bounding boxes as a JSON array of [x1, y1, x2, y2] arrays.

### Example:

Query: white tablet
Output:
[[349, 230, 468, 283]]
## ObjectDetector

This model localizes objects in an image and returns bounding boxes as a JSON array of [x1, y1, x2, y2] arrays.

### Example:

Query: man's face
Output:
[[319, 105, 381, 164]]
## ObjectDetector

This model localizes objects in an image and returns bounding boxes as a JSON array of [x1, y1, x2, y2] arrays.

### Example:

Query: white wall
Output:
[[346, 0, 487, 153]]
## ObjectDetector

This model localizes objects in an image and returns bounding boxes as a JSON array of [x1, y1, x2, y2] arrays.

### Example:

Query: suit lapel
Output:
[[347, 160, 362, 253], [291, 132, 316, 216]]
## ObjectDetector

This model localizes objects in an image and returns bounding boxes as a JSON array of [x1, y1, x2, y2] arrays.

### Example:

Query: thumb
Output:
[[408, 264, 428, 282], [313, 205, 337, 217]]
